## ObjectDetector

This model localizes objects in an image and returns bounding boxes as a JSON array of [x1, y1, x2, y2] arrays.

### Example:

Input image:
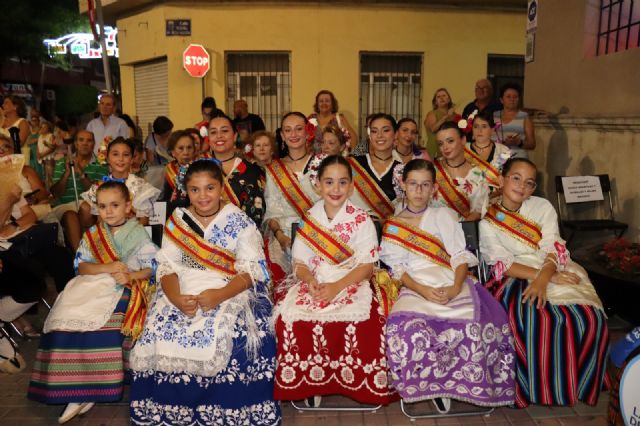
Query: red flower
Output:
[[236, 161, 247, 175], [305, 122, 317, 143], [463, 180, 473, 193], [346, 204, 355, 214]]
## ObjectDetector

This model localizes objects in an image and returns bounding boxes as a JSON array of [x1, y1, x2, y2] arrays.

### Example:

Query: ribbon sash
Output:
[[165, 161, 179, 192], [85, 224, 119, 264], [266, 159, 313, 218], [164, 213, 236, 277], [434, 159, 471, 218], [222, 178, 240, 207], [382, 219, 451, 269], [347, 157, 394, 219], [297, 214, 353, 265], [464, 146, 500, 187], [485, 203, 542, 250]]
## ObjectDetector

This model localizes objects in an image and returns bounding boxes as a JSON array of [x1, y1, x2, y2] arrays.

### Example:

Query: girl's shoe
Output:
[[58, 402, 95, 424], [433, 397, 451, 414]]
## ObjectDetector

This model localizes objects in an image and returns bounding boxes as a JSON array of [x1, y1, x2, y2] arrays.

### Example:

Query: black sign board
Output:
[[166, 19, 191, 36]]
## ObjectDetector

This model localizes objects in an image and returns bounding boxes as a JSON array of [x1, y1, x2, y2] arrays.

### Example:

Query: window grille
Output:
[[359, 53, 422, 142], [226, 52, 290, 132], [487, 54, 525, 103], [597, 0, 640, 55]]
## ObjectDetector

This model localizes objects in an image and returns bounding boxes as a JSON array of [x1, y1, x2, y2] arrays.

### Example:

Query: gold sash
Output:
[[222, 178, 240, 207], [165, 161, 179, 192], [164, 212, 237, 277], [347, 157, 394, 219], [485, 203, 542, 250], [85, 224, 119, 264], [434, 159, 471, 218], [464, 146, 500, 187], [266, 159, 313, 218], [297, 213, 354, 265], [382, 218, 451, 270]]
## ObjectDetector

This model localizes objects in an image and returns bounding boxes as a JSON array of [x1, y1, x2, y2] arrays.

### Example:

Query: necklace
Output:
[[287, 151, 308, 162], [446, 158, 466, 168], [405, 205, 428, 215], [216, 154, 236, 163], [473, 142, 492, 151], [372, 152, 393, 161], [499, 201, 521, 213], [194, 203, 222, 218], [108, 219, 127, 228], [395, 146, 412, 157]]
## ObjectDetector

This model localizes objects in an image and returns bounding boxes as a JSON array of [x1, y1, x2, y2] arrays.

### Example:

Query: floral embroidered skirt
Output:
[[28, 289, 131, 404], [274, 298, 397, 405], [386, 282, 516, 406], [129, 298, 281, 426]]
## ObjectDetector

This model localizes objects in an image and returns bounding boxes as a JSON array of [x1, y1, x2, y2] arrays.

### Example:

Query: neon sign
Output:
[[43, 26, 119, 59]]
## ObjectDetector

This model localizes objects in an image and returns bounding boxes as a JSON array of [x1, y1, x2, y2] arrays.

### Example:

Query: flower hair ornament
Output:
[[87, 175, 130, 204], [307, 153, 328, 188], [454, 109, 477, 135], [306, 117, 318, 143]]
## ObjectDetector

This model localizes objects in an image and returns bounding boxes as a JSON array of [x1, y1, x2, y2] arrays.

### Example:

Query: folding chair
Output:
[[555, 175, 628, 246], [399, 220, 494, 421]]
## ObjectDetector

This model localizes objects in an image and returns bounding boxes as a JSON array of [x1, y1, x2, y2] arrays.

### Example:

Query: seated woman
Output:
[[380, 159, 514, 412], [208, 115, 265, 226], [160, 130, 197, 217], [274, 155, 395, 405], [80, 138, 160, 227], [348, 113, 403, 221], [393, 118, 431, 164], [464, 111, 511, 193], [320, 125, 348, 157], [479, 158, 608, 408], [431, 121, 489, 222], [129, 160, 280, 426], [308, 90, 357, 153], [263, 112, 321, 287], [28, 180, 157, 424]]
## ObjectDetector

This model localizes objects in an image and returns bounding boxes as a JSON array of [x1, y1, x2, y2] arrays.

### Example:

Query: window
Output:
[[597, 0, 640, 55], [359, 53, 422, 140], [226, 52, 290, 132], [487, 54, 525, 103]]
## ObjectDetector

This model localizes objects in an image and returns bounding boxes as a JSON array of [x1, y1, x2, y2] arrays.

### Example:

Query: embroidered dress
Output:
[[82, 173, 161, 218], [347, 155, 400, 221], [380, 207, 515, 406], [274, 200, 395, 404], [431, 158, 489, 221], [224, 157, 266, 226], [129, 205, 280, 426], [263, 156, 321, 284], [464, 143, 512, 189], [479, 196, 608, 408], [28, 220, 157, 404]]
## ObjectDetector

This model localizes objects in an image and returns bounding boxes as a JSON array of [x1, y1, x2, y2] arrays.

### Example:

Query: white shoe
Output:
[[433, 397, 451, 414], [304, 395, 322, 407], [58, 402, 94, 424]]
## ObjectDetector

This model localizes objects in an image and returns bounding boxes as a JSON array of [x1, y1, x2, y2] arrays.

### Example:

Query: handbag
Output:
[[8, 222, 58, 257]]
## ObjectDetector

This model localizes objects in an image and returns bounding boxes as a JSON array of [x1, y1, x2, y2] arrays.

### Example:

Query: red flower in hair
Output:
[[305, 122, 317, 143]]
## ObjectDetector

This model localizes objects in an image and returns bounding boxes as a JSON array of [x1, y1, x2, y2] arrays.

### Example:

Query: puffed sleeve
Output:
[[73, 233, 97, 273], [351, 213, 379, 264], [479, 217, 515, 271], [379, 235, 408, 280], [535, 199, 569, 261], [234, 221, 270, 286], [437, 208, 478, 270]]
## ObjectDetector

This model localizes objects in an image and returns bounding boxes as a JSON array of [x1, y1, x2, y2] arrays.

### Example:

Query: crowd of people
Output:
[[0, 80, 610, 426]]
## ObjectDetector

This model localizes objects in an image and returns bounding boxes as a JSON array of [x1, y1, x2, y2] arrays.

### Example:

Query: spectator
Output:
[[232, 99, 266, 144], [194, 96, 224, 154], [309, 90, 357, 153], [423, 88, 456, 158], [1, 96, 30, 160], [85, 94, 129, 156], [320, 125, 347, 156], [249, 130, 276, 168], [120, 113, 139, 139], [144, 116, 174, 166], [130, 138, 148, 178], [461, 78, 502, 119], [493, 83, 536, 159], [49, 130, 108, 250]]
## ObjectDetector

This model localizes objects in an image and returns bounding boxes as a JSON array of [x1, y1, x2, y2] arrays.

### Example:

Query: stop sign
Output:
[[183, 44, 210, 78]]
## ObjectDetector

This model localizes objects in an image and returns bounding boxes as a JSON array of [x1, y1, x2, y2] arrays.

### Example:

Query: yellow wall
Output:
[[115, 3, 525, 133]]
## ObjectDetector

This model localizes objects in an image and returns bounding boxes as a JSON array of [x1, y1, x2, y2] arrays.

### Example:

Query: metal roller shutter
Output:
[[134, 58, 169, 139]]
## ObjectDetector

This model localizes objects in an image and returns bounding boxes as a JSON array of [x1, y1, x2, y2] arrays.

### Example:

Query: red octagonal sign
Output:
[[183, 44, 210, 78]]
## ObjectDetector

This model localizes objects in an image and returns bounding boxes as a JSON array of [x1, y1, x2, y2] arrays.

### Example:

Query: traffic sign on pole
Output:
[[183, 44, 210, 78]]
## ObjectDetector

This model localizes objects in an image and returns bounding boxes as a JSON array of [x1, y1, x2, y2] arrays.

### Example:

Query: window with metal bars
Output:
[[359, 53, 423, 142], [225, 52, 291, 132], [487, 54, 525, 103], [596, 0, 640, 55]]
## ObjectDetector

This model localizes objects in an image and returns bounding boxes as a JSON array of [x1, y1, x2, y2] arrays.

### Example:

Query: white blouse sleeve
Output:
[[234, 222, 270, 285], [479, 218, 515, 271], [437, 208, 478, 270], [535, 199, 568, 261], [379, 238, 409, 280], [470, 171, 490, 217], [351, 214, 379, 264]]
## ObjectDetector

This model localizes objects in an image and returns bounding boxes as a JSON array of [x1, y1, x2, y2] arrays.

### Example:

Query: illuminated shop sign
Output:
[[43, 27, 118, 59]]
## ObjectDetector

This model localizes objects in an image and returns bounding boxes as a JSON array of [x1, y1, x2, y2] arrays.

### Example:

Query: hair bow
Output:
[[102, 176, 126, 184]]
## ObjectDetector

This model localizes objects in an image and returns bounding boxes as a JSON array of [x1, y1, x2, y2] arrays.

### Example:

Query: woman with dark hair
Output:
[[479, 158, 608, 409], [423, 88, 456, 158], [347, 113, 402, 221], [0, 96, 30, 149], [308, 89, 357, 153], [120, 114, 138, 139], [393, 117, 430, 164], [493, 83, 536, 159], [431, 122, 489, 221], [465, 111, 512, 191], [208, 114, 265, 226]]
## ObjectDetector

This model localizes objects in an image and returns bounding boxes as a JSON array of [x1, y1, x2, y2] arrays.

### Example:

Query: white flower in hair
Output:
[[457, 119, 468, 130], [308, 117, 319, 127], [307, 153, 328, 187], [199, 126, 208, 138]]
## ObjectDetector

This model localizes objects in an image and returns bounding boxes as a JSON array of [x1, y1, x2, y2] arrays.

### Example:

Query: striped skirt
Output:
[[28, 289, 130, 404], [492, 278, 609, 408]]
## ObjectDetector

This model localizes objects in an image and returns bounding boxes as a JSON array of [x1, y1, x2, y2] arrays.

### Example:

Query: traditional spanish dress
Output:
[[263, 156, 321, 285], [28, 220, 157, 403], [274, 200, 395, 404], [222, 157, 266, 226], [431, 158, 489, 221], [464, 143, 512, 190], [129, 205, 280, 425], [82, 173, 161, 219], [347, 154, 401, 221], [161, 160, 189, 217], [479, 196, 609, 408], [380, 207, 515, 406]]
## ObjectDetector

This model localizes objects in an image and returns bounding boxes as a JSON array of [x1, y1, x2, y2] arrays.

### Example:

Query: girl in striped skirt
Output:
[[28, 180, 157, 424], [479, 158, 608, 408]]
